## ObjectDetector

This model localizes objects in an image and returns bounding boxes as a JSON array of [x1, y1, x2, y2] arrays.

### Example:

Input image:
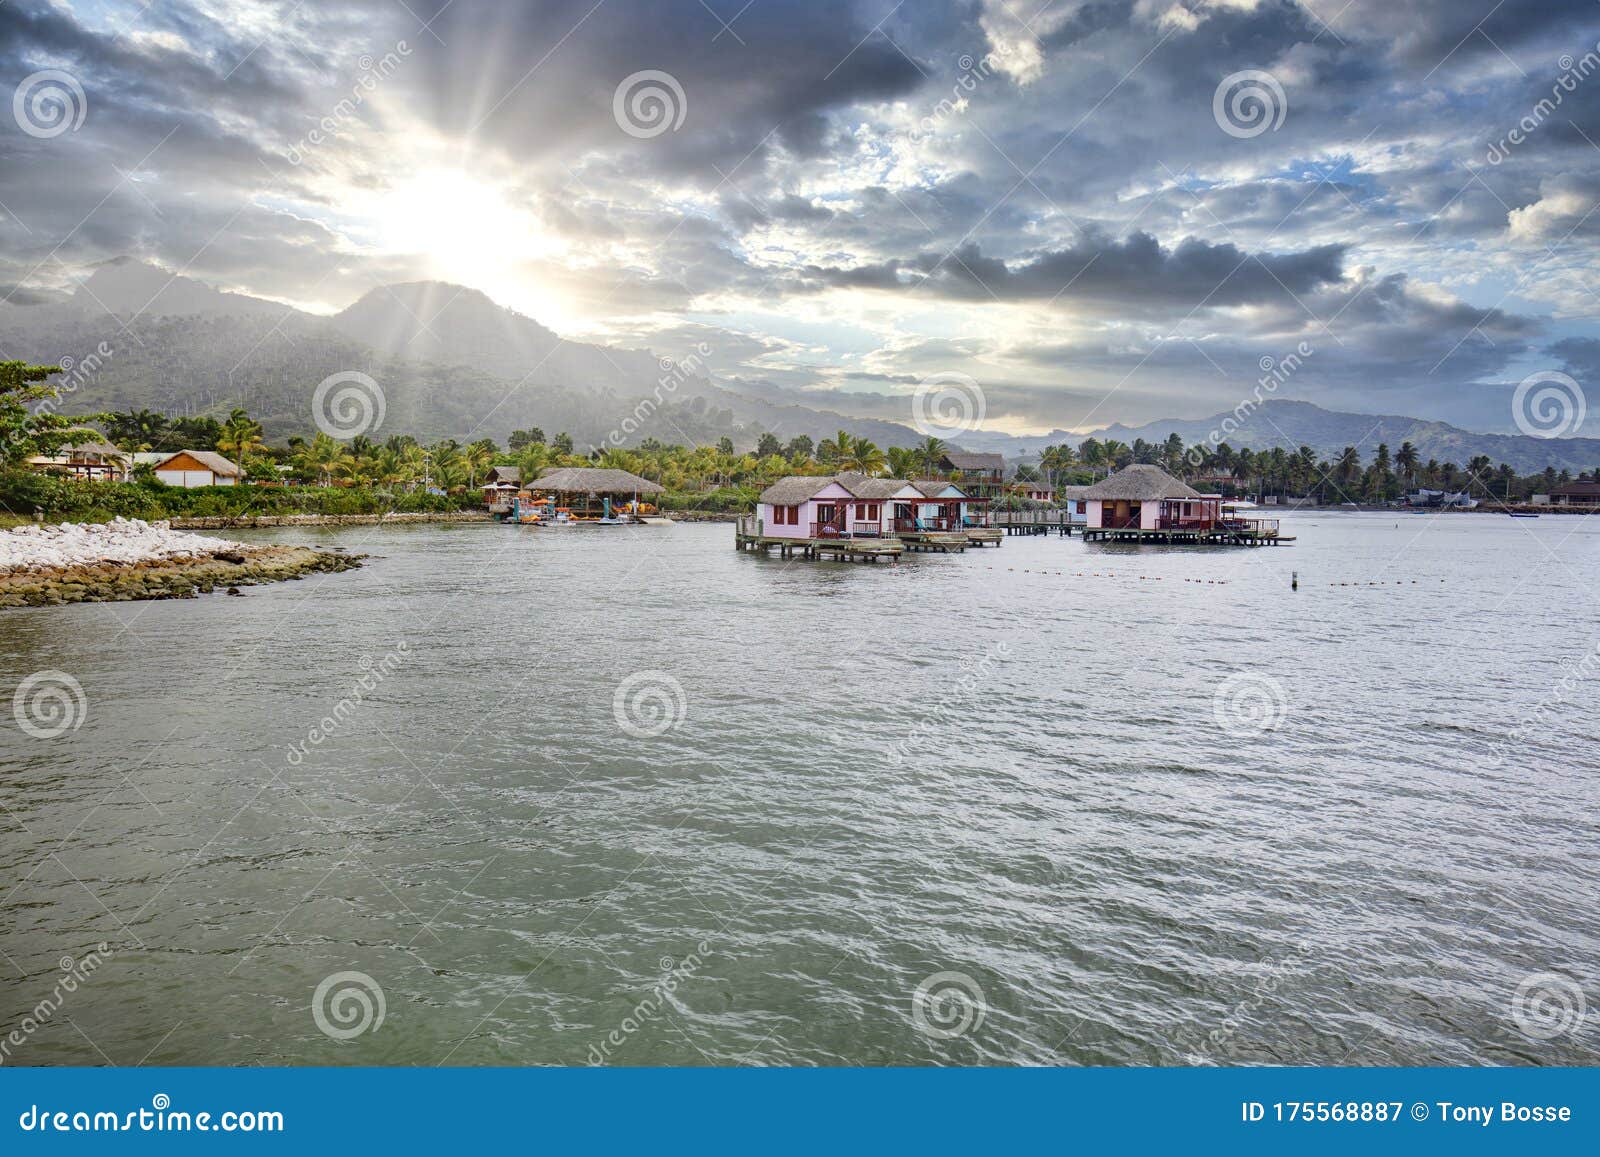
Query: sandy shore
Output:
[[0, 519, 363, 608]]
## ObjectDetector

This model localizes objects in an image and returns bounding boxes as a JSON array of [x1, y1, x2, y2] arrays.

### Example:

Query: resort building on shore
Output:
[[489, 465, 667, 522], [1010, 480, 1055, 502], [133, 450, 243, 487], [1083, 464, 1220, 531], [936, 451, 1006, 498], [25, 440, 129, 481], [1547, 478, 1600, 507]]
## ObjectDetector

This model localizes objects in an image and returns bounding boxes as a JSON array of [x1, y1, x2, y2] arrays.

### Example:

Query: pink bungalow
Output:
[[1083, 464, 1221, 531], [755, 474, 931, 539]]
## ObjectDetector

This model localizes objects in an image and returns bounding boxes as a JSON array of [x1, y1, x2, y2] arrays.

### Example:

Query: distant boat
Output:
[[1508, 512, 1539, 519]]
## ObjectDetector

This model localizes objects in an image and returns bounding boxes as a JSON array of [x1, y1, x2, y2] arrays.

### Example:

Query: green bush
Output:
[[0, 472, 477, 521]]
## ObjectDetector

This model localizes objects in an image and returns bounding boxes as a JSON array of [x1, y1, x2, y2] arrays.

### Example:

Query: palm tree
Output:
[[915, 435, 947, 475], [296, 431, 344, 486], [1079, 438, 1106, 478], [217, 408, 265, 467], [818, 429, 855, 467], [848, 438, 887, 476], [1395, 441, 1420, 489], [1333, 446, 1362, 496], [887, 446, 920, 479]]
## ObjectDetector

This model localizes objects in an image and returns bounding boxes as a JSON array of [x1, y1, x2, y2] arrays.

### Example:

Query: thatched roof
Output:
[[155, 449, 241, 476], [834, 472, 917, 500], [758, 475, 841, 505], [1083, 464, 1201, 501], [1057, 484, 1092, 500], [60, 439, 128, 460], [910, 478, 968, 498], [533, 466, 665, 494], [485, 465, 521, 485], [940, 451, 1004, 471]]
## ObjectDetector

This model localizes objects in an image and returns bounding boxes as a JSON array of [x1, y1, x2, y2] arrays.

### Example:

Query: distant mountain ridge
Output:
[[1081, 399, 1600, 475], [0, 260, 929, 449], [3, 259, 1594, 472]]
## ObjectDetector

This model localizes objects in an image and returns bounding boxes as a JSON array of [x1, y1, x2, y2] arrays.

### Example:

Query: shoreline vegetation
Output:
[[4, 367, 1597, 536]]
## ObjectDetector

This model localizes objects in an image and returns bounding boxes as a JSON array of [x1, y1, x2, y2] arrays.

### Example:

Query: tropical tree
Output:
[[0, 361, 106, 464], [887, 446, 919, 479], [914, 435, 947, 475], [216, 408, 265, 466]]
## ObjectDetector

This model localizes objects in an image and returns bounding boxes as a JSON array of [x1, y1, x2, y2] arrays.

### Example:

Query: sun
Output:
[[368, 169, 571, 324]]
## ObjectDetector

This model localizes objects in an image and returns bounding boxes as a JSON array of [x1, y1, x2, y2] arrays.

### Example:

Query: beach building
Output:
[[1058, 484, 1091, 527], [526, 466, 665, 519], [482, 465, 522, 513], [744, 472, 984, 558], [936, 451, 1005, 498], [1011, 480, 1055, 502], [25, 439, 129, 481], [1547, 479, 1600, 507], [135, 450, 242, 487], [1081, 464, 1285, 544], [1084, 464, 1216, 531]]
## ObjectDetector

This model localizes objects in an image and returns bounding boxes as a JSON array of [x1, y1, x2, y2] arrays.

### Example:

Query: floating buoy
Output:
[[1291, 570, 1298, 591]]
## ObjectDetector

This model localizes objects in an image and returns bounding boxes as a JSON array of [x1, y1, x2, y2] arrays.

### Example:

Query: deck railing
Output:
[[891, 515, 963, 533]]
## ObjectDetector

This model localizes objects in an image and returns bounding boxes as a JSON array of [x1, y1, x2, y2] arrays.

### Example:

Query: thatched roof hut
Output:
[[1083, 464, 1200, 501], [533, 466, 665, 495]]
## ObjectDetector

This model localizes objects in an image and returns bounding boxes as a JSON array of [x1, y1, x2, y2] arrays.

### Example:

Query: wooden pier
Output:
[[734, 515, 905, 561], [992, 511, 1079, 536], [895, 531, 969, 553], [1080, 525, 1291, 546]]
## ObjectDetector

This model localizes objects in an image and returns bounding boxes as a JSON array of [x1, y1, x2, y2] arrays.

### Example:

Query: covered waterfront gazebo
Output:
[[1083, 464, 1219, 531], [530, 466, 665, 517]]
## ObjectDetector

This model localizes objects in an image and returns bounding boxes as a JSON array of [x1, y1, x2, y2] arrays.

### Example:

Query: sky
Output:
[[0, 0, 1598, 436]]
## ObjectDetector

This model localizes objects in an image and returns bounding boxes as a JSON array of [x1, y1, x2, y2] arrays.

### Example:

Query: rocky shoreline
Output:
[[0, 545, 364, 608], [0, 519, 365, 609]]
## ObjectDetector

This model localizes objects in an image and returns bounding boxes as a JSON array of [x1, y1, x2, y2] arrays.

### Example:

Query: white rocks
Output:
[[0, 517, 246, 576]]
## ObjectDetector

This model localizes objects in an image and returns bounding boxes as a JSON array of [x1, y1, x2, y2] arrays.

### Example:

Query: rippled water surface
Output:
[[2, 512, 1597, 1066]]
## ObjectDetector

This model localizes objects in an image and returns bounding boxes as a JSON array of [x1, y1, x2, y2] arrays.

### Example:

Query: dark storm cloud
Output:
[[799, 232, 1345, 309], [391, 0, 929, 178], [0, 0, 1594, 429]]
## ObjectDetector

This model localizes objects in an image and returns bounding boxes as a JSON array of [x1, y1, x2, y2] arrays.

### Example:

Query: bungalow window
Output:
[[854, 503, 879, 520]]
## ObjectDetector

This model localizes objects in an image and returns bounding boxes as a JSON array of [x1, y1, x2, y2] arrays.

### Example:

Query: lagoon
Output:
[[1, 512, 1596, 1065]]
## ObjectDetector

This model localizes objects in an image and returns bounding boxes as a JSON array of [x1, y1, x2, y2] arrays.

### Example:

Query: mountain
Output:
[[6, 260, 1594, 471], [0, 260, 925, 450], [1081, 399, 1600, 474], [72, 256, 284, 318]]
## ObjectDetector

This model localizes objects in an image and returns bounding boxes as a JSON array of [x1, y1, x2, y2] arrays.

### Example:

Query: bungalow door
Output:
[[816, 503, 841, 535]]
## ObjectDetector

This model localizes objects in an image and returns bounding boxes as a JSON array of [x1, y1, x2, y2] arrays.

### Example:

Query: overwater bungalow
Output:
[[741, 472, 985, 559], [1081, 464, 1286, 544]]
